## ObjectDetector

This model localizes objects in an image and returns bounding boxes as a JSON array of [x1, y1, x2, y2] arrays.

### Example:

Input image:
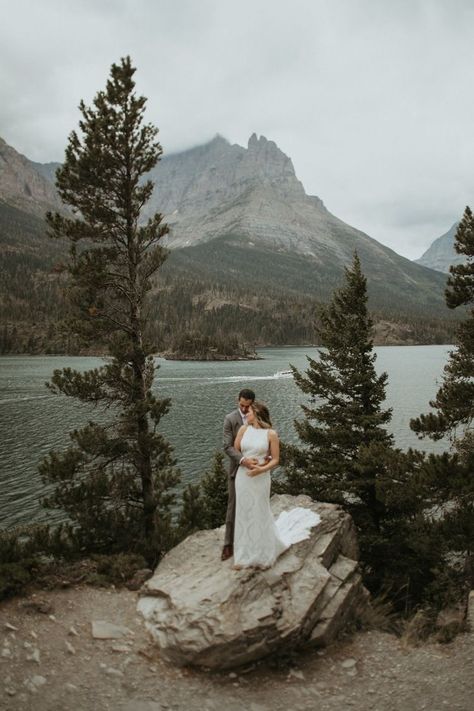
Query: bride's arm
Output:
[[234, 425, 247, 452], [248, 430, 280, 476]]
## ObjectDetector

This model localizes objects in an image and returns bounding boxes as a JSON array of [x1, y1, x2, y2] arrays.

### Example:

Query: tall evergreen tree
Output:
[[411, 206, 474, 439], [411, 206, 474, 579], [283, 253, 392, 530], [282, 254, 444, 607], [39, 57, 179, 564]]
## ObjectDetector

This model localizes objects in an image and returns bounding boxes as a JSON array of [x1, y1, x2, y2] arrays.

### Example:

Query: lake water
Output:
[[0, 346, 452, 529]]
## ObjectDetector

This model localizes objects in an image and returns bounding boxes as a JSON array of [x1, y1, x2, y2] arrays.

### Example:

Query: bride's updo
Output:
[[251, 401, 272, 429]]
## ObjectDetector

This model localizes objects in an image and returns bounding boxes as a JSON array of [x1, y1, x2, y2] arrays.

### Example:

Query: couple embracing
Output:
[[221, 388, 287, 570]]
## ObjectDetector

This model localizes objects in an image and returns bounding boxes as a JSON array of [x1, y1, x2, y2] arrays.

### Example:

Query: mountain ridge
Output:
[[0, 133, 460, 353], [0, 137, 63, 216], [416, 222, 464, 273]]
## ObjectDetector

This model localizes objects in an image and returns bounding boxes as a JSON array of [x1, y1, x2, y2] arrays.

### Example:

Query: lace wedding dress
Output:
[[233, 426, 321, 568]]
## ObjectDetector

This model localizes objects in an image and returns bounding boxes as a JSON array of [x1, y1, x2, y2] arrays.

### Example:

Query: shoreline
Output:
[[0, 343, 455, 358]]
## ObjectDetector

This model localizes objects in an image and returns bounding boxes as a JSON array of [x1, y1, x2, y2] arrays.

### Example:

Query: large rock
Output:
[[137, 494, 366, 669]]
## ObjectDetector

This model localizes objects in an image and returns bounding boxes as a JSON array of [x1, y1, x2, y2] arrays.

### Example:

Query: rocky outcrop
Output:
[[137, 494, 366, 670], [415, 222, 464, 273], [0, 137, 63, 216]]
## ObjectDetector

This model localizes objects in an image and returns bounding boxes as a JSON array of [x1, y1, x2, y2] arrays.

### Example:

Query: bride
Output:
[[232, 401, 287, 570], [232, 400, 322, 570]]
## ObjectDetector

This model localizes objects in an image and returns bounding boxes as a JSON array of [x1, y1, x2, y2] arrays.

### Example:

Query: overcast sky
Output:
[[1, 0, 474, 259]]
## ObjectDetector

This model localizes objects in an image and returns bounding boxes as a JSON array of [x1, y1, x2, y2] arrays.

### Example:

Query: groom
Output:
[[221, 388, 258, 561]]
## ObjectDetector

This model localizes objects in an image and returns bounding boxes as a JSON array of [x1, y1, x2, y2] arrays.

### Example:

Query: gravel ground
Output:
[[0, 586, 473, 711]]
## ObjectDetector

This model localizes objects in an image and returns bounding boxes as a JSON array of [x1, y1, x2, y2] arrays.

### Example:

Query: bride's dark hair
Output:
[[251, 401, 272, 429]]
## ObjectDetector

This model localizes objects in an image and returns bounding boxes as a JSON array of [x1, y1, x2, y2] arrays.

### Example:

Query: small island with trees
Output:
[[161, 331, 261, 360]]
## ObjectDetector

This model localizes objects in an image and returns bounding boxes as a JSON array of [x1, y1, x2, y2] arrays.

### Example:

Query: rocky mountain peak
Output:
[[146, 132, 307, 227], [415, 222, 463, 273], [245, 133, 298, 185], [208, 133, 229, 147], [0, 136, 62, 216]]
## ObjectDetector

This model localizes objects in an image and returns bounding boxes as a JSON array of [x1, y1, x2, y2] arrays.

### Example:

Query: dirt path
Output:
[[1, 586, 473, 711]]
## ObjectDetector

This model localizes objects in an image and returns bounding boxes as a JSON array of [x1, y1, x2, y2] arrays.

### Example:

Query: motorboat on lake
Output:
[[273, 369, 293, 378]]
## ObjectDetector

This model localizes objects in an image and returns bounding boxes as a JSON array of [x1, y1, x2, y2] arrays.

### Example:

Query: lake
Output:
[[0, 345, 451, 529]]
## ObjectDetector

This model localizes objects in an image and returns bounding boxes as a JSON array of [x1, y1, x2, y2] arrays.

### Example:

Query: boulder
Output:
[[137, 494, 366, 669]]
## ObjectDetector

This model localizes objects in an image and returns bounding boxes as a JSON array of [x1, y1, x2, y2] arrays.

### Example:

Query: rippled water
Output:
[[0, 346, 451, 529]]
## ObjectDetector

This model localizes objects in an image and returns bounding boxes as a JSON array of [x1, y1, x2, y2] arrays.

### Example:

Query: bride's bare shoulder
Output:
[[268, 428, 278, 438]]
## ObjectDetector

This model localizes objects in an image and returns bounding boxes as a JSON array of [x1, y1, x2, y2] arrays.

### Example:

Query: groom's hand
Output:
[[242, 457, 259, 469]]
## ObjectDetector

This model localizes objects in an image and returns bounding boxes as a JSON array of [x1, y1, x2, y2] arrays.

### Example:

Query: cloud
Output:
[[1, 0, 473, 259]]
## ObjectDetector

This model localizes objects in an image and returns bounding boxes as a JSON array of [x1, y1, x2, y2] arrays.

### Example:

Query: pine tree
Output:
[[411, 206, 474, 581], [39, 57, 180, 564], [411, 206, 474, 439], [283, 253, 392, 531], [282, 254, 445, 607], [177, 483, 205, 538], [177, 452, 229, 537], [200, 451, 229, 529]]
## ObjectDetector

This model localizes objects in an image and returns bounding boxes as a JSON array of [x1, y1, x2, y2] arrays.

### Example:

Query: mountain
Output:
[[0, 137, 63, 216], [0, 134, 459, 354], [415, 222, 464, 273], [144, 134, 450, 316]]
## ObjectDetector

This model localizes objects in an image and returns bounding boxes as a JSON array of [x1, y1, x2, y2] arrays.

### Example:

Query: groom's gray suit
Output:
[[223, 408, 246, 546]]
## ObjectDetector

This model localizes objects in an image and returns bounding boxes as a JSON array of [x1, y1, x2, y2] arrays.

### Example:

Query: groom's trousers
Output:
[[224, 471, 237, 546]]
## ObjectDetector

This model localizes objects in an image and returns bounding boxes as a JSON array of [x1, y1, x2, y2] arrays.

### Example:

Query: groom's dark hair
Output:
[[239, 388, 255, 401]]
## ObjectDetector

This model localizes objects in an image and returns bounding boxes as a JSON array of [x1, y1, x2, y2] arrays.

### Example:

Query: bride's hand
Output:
[[247, 466, 263, 477]]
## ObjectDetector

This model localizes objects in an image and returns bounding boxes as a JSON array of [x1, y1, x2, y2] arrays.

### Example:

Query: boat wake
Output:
[[0, 395, 51, 405]]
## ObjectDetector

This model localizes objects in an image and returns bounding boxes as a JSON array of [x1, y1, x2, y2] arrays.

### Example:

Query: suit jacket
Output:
[[223, 409, 245, 479]]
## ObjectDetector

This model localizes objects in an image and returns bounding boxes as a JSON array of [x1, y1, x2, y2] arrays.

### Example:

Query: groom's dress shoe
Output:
[[221, 545, 233, 561]]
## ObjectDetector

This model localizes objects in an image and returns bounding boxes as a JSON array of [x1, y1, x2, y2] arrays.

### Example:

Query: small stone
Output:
[[26, 648, 41, 664], [5, 622, 18, 631], [105, 667, 124, 678], [21, 600, 53, 615], [68, 626, 79, 637], [126, 568, 153, 591], [65, 641, 76, 654], [468, 591, 474, 630], [288, 668, 305, 680], [65, 683, 78, 692], [111, 644, 131, 653], [24, 675, 47, 693], [228, 672, 238, 679], [30, 631, 38, 639], [48, 614, 56, 621], [5, 687, 16, 696], [32, 675, 47, 686], [92, 621, 132, 639], [1, 647, 12, 658], [341, 658, 357, 669]]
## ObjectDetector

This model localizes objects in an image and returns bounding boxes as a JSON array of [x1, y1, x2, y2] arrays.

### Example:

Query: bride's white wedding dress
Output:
[[233, 426, 321, 568]]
